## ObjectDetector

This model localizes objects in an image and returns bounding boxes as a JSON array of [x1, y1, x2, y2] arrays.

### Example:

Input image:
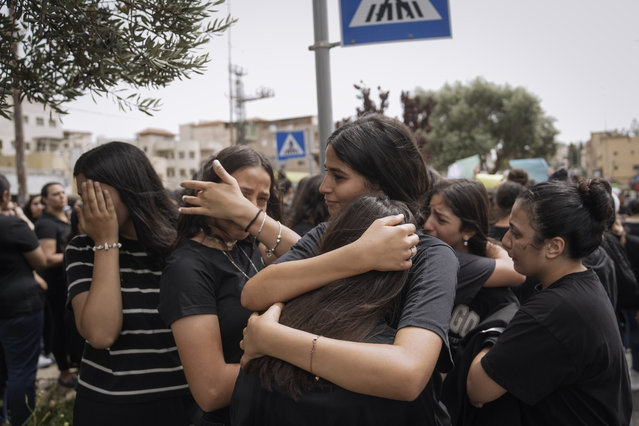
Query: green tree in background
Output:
[[416, 78, 559, 173], [1, 0, 233, 203]]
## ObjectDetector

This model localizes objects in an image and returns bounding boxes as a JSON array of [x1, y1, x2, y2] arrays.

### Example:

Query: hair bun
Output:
[[577, 179, 614, 229]]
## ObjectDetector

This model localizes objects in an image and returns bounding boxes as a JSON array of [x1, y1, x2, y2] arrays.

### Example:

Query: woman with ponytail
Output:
[[467, 179, 632, 425]]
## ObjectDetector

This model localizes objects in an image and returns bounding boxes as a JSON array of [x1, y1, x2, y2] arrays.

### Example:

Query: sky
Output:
[[61, 0, 639, 145]]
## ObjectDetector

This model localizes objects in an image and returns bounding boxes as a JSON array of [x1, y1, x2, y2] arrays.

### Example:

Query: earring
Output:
[[463, 239, 468, 247]]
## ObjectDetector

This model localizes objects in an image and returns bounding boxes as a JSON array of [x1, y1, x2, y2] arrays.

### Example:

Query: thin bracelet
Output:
[[265, 220, 282, 257], [244, 208, 263, 232], [310, 335, 320, 380], [256, 210, 267, 236], [92, 242, 122, 252]]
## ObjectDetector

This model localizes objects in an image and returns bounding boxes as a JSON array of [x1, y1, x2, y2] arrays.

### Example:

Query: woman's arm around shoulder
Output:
[[241, 214, 419, 311]]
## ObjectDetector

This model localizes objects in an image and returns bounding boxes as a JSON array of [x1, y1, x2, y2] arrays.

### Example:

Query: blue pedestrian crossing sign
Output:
[[340, 0, 451, 46], [276, 131, 306, 161]]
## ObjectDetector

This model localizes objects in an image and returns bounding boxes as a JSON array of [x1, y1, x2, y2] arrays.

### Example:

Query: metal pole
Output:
[[310, 0, 339, 172]]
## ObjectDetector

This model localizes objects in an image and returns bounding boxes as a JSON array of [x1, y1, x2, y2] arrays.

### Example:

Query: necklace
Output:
[[218, 244, 260, 281]]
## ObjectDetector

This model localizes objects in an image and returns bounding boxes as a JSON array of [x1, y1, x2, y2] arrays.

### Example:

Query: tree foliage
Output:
[[335, 81, 389, 129], [400, 90, 435, 151], [336, 83, 436, 154], [0, 0, 234, 118], [416, 78, 559, 172]]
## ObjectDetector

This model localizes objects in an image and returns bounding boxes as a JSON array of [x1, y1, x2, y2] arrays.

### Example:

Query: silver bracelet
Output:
[[265, 221, 282, 258], [257, 211, 268, 236], [92, 242, 122, 252]]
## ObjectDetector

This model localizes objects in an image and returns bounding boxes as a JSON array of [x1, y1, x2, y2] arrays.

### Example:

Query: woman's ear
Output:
[[544, 236, 566, 259]]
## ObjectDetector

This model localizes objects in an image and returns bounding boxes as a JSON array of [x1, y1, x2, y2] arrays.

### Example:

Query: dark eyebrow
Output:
[[326, 166, 347, 175]]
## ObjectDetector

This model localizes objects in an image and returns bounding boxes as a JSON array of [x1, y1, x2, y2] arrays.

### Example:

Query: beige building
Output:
[[585, 131, 639, 188], [0, 101, 95, 194], [141, 115, 321, 190], [1, 100, 322, 194]]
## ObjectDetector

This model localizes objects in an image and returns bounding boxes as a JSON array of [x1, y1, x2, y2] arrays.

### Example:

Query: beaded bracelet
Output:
[[264, 220, 282, 258], [92, 242, 122, 252], [244, 208, 264, 232]]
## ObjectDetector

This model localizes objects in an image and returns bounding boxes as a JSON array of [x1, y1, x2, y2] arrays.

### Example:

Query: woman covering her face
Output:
[[159, 146, 283, 425]]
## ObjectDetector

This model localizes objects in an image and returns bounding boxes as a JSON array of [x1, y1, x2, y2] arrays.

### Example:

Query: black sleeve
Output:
[[34, 217, 57, 240], [8, 217, 40, 252], [159, 246, 219, 327], [65, 235, 95, 308], [455, 251, 496, 305]]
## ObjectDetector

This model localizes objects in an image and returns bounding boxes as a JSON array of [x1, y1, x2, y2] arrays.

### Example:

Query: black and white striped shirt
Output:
[[65, 235, 189, 403]]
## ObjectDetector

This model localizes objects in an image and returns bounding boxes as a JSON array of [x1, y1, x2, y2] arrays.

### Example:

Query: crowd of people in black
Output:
[[1, 114, 637, 425]]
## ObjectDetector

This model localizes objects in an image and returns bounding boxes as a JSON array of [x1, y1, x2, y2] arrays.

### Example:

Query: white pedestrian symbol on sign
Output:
[[349, 0, 442, 27], [279, 134, 305, 157]]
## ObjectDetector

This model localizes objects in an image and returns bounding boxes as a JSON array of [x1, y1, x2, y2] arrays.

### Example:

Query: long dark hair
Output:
[[328, 114, 429, 224], [73, 141, 177, 265], [425, 179, 490, 256], [176, 145, 281, 244], [287, 174, 329, 228], [246, 195, 413, 398], [516, 179, 613, 259]]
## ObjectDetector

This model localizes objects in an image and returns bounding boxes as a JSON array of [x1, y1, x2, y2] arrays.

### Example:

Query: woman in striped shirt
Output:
[[65, 142, 193, 426]]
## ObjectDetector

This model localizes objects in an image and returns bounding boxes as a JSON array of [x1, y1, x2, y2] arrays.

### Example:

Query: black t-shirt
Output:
[[450, 251, 519, 355], [0, 215, 44, 317], [159, 239, 257, 363], [481, 270, 632, 425], [159, 239, 260, 424], [232, 326, 450, 426], [259, 223, 457, 425], [34, 211, 70, 289]]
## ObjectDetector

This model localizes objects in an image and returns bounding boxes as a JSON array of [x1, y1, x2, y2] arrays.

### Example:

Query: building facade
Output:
[[585, 131, 639, 188]]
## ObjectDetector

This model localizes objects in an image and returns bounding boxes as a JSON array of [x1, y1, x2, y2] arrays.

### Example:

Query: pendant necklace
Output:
[[213, 237, 260, 280]]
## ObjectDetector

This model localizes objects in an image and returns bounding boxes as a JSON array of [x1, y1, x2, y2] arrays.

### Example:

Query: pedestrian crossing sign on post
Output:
[[340, 0, 451, 46], [276, 131, 306, 161]]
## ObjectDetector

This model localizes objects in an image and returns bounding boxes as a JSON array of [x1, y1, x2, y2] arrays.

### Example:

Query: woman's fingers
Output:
[[93, 181, 107, 213], [181, 194, 202, 207], [180, 180, 208, 191], [212, 159, 236, 185]]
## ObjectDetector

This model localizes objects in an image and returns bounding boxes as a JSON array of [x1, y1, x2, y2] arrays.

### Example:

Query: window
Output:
[[180, 169, 187, 177], [23, 115, 29, 124], [168, 152, 175, 159], [190, 168, 197, 177], [36, 117, 44, 126], [179, 151, 185, 159], [49, 119, 57, 128], [167, 168, 175, 177], [26, 143, 30, 150], [189, 151, 195, 159]]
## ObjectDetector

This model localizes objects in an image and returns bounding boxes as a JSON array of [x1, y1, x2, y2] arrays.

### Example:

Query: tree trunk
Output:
[[12, 89, 27, 205], [10, 3, 28, 205]]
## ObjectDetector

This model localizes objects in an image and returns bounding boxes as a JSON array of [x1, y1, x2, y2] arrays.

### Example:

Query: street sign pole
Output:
[[310, 0, 340, 174]]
